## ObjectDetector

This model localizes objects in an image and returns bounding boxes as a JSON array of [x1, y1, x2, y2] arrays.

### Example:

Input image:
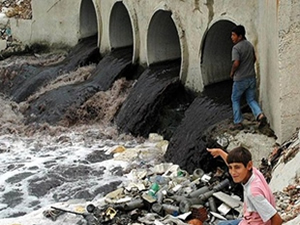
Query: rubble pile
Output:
[[44, 163, 243, 225], [0, 0, 32, 57], [0, 0, 32, 19], [275, 180, 300, 222], [260, 129, 300, 223]]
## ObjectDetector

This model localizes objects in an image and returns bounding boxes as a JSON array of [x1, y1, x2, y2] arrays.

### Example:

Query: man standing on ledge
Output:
[[230, 25, 267, 130]]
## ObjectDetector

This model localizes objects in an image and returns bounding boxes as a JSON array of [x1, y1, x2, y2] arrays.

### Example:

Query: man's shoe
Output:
[[257, 114, 267, 128], [258, 116, 267, 129], [229, 123, 244, 131]]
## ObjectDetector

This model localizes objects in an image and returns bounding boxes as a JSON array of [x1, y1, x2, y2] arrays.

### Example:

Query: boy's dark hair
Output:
[[232, 25, 246, 38], [226, 146, 252, 167]]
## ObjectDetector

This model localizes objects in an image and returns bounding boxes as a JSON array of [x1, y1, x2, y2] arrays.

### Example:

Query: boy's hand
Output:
[[207, 148, 228, 164], [207, 148, 221, 158]]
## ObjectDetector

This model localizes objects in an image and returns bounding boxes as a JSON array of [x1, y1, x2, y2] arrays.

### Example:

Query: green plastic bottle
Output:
[[148, 182, 160, 197]]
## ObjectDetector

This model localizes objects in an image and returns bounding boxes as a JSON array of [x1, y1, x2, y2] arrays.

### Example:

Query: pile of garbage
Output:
[[0, 0, 32, 19], [0, 0, 31, 56], [43, 163, 243, 225], [275, 181, 300, 222]]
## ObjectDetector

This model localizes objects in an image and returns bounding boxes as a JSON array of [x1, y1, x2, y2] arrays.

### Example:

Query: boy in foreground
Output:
[[207, 147, 282, 225]]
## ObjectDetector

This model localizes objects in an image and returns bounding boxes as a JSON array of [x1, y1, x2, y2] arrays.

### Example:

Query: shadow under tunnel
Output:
[[110, 2, 134, 49], [201, 20, 236, 86], [115, 10, 190, 139], [80, 0, 98, 39], [147, 10, 181, 65]]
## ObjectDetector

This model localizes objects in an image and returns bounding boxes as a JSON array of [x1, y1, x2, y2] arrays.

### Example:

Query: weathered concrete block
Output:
[[0, 39, 7, 51]]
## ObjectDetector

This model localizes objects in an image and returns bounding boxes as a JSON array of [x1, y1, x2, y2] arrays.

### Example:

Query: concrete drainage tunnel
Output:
[[11, 1, 238, 174], [107, 3, 237, 173]]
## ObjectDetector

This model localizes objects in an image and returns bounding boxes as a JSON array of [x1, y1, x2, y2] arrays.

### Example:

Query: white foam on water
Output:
[[0, 121, 166, 224]]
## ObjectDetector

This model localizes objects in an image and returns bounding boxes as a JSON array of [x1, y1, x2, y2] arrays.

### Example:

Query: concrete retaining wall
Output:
[[277, 1, 300, 142], [8, 0, 300, 143]]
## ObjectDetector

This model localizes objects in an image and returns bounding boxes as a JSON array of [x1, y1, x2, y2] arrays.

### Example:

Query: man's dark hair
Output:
[[232, 25, 246, 38], [226, 146, 252, 167]]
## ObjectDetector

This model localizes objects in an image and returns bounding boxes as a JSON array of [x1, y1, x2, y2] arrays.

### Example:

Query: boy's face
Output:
[[231, 32, 242, 44], [228, 161, 253, 184]]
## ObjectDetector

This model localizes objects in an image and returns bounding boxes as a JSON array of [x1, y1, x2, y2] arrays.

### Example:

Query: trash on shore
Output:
[[43, 161, 242, 225]]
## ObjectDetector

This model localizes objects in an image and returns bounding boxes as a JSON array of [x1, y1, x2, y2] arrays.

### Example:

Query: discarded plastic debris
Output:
[[213, 191, 243, 212], [156, 184, 168, 204], [50, 206, 100, 224], [201, 173, 212, 183], [42, 207, 65, 221], [122, 198, 144, 211], [150, 175, 170, 185], [216, 135, 229, 149], [103, 207, 117, 221], [188, 185, 210, 198], [218, 203, 231, 215], [42, 162, 241, 224], [86, 203, 101, 215], [149, 182, 160, 196], [152, 202, 163, 215], [162, 204, 180, 216], [177, 169, 189, 177], [193, 168, 205, 179], [210, 211, 227, 221], [208, 196, 217, 212], [142, 192, 157, 203]]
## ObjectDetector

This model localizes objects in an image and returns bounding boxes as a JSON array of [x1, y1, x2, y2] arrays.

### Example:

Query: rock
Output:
[[0, 39, 6, 50], [0, 12, 9, 25]]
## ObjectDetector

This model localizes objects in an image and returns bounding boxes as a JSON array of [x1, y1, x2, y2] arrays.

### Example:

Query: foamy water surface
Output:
[[0, 122, 168, 224]]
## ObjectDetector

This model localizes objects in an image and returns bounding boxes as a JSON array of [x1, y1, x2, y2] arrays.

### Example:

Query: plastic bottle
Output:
[[156, 185, 168, 204], [162, 204, 180, 216], [148, 182, 160, 197], [152, 203, 163, 215], [208, 196, 217, 212], [123, 198, 144, 211]]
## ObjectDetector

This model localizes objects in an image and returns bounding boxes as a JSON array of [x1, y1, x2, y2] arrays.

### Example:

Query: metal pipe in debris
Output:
[[188, 185, 210, 198], [123, 198, 144, 211], [198, 178, 230, 202], [179, 197, 204, 213], [208, 196, 217, 212]]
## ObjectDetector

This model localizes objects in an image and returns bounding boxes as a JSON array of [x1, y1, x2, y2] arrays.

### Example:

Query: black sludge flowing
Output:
[[10, 36, 100, 103], [25, 47, 133, 125], [116, 60, 193, 138], [164, 95, 232, 173]]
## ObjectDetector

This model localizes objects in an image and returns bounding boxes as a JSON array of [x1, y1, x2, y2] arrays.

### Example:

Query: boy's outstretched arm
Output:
[[270, 212, 282, 225], [207, 148, 228, 165]]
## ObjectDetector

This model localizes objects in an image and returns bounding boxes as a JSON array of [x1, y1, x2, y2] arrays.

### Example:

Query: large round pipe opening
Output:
[[79, 0, 98, 39], [147, 10, 181, 65], [109, 2, 133, 49], [201, 20, 236, 85]]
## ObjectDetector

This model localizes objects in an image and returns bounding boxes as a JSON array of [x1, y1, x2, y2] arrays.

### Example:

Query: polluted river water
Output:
[[0, 47, 299, 224]]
